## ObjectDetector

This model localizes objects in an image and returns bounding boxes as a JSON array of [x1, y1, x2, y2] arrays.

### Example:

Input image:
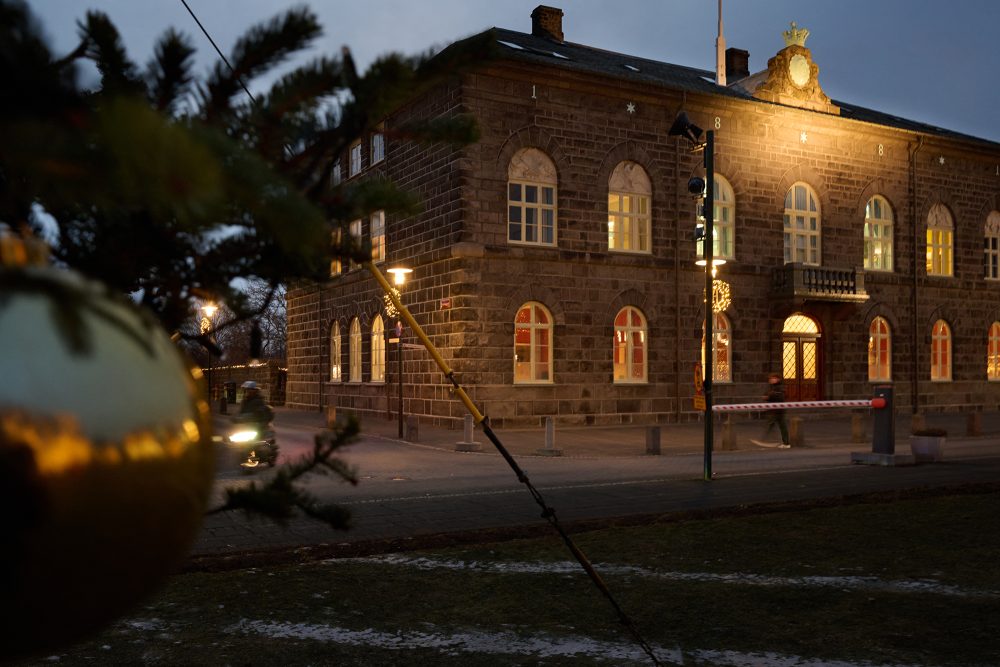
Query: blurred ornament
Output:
[[0, 259, 214, 659]]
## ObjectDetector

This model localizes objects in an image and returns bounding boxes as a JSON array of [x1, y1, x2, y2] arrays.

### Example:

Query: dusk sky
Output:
[[28, 0, 1000, 143]]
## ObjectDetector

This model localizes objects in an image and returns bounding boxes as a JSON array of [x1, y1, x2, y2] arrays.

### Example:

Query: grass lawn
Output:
[[12, 489, 1000, 666]]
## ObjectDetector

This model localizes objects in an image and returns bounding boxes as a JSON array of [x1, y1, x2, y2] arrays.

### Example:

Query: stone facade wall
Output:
[[287, 55, 1000, 428]]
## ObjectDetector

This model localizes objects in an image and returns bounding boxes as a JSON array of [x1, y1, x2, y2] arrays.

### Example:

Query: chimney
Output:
[[531, 5, 564, 43], [725, 48, 750, 81]]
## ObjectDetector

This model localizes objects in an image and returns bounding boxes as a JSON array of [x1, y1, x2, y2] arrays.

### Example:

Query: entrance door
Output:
[[782, 314, 821, 401]]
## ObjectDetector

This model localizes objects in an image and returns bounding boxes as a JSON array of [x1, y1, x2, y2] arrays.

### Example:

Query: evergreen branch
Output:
[[78, 11, 145, 96], [146, 28, 196, 114]]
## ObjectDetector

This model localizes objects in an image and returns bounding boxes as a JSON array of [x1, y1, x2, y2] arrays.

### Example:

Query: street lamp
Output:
[[669, 111, 716, 481], [386, 266, 412, 438], [201, 302, 218, 409]]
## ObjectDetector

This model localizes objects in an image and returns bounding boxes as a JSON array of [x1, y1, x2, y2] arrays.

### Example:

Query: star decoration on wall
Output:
[[800, 131, 808, 143], [626, 102, 636, 114], [938, 156, 946, 165]]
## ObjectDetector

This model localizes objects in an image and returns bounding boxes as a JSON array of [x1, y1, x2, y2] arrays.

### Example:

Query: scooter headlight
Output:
[[229, 429, 259, 443]]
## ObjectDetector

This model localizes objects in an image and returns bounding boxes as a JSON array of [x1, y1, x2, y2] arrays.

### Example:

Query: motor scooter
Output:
[[225, 418, 279, 470]]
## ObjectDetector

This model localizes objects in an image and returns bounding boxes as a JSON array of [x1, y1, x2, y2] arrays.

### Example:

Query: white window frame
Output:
[[330, 323, 342, 382], [371, 131, 385, 164], [331, 159, 342, 186], [613, 306, 647, 383], [985, 211, 1000, 280], [349, 317, 362, 383], [349, 141, 362, 177], [926, 204, 954, 277], [514, 301, 553, 384], [864, 195, 894, 272], [868, 316, 891, 382], [711, 174, 735, 260], [783, 182, 821, 265], [371, 315, 385, 383], [371, 210, 385, 263], [348, 218, 362, 271], [931, 319, 951, 382], [701, 313, 732, 383], [989, 322, 1000, 381], [607, 162, 651, 254], [507, 148, 557, 247]]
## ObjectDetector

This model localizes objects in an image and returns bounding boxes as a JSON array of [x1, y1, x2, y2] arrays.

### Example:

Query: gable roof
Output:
[[485, 27, 999, 149]]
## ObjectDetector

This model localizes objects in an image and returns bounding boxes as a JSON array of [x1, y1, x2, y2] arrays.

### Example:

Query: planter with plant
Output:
[[910, 427, 946, 463]]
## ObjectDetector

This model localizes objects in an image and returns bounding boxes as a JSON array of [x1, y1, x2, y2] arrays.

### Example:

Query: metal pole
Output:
[[208, 352, 213, 409], [398, 322, 404, 438], [704, 130, 715, 481]]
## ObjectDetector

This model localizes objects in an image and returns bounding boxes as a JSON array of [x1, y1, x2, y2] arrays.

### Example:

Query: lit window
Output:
[[329, 323, 342, 382], [931, 319, 951, 381], [613, 306, 647, 383], [349, 141, 362, 177], [868, 316, 891, 381], [371, 131, 385, 164], [348, 218, 362, 271], [371, 210, 385, 263], [371, 315, 385, 383], [508, 148, 557, 246], [711, 175, 735, 260], [864, 196, 894, 271], [701, 313, 732, 383], [330, 227, 343, 277], [331, 159, 342, 186], [349, 317, 362, 382], [607, 162, 651, 253], [988, 322, 1000, 381], [783, 182, 821, 265], [985, 211, 1000, 280], [514, 302, 553, 383], [926, 204, 953, 277]]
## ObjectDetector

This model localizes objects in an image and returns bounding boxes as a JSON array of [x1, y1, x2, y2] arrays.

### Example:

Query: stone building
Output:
[[286, 6, 1000, 430]]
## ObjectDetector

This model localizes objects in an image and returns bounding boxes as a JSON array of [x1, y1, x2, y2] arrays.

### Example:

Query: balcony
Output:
[[771, 263, 869, 303]]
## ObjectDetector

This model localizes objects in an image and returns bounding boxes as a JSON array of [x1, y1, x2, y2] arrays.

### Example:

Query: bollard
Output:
[[910, 413, 926, 435], [967, 413, 982, 437], [851, 414, 865, 443], [218, 397, 228, 415], [326, 405, 337, 429], [536, 416, 563, 456], [405, 415, 419, 442], [645, 426, 661, 455], [721, 415, 736, 451], [788, 416, 804, 448], [455, 414, 483, 452]]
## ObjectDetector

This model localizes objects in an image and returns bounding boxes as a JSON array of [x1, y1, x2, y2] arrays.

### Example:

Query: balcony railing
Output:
[[771, 263, 869, 302]]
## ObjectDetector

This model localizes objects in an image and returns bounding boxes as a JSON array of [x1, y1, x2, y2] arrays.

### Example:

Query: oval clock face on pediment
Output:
[[788, 54, 810, 87]]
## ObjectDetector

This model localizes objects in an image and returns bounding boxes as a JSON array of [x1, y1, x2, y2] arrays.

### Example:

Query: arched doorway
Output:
[[782, 314, 821, 401]]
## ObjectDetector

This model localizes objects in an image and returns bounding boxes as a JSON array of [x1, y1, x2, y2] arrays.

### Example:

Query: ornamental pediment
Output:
[[752, 23, 840, 116]]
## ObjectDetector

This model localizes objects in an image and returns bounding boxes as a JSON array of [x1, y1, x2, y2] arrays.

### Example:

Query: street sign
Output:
[[693, 362, 706, 410], [693, 395, 706, 410]]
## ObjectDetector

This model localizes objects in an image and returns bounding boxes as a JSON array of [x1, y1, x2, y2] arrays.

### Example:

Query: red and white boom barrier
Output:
[[713, 397, 886, 413]]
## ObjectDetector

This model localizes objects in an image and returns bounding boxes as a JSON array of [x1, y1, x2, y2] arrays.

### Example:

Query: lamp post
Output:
[[201, 302, 218, 408], [386, 266, 412, 438], [669, 112, 720, 481]]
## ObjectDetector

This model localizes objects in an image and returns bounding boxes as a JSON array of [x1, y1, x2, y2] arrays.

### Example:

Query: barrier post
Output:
[[871, 386, 894, 454], [720, 416, 736, 450], [851, 414, 865, 443], [645, 426, 661, 455], [456, 413, 483, 452]]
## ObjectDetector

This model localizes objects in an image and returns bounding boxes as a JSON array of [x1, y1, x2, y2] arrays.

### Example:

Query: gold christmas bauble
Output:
[[0, 267, 214, 659]]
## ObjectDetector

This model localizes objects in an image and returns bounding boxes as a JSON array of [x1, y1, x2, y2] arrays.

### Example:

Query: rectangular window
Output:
[[370, 210, 385, 263], [371, 132, 385, 164], [349, 219, 362, 271], [331, 159, 342, 186], [927, 229, 954, 276], [608, 193, 651, 253], [349, 142, 362, 177], [986, 235, 1000, 280], [508, 180, 557, 247]]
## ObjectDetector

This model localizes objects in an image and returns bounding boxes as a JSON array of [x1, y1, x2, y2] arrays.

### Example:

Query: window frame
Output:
[[607, 162, 652, 255], [331, 159, 342, 186], [926, 204, 954, 277], [864, 195, 894, 272], [711, 174, 735, 261], [370, 210, 385, 263], [783, 182, 821, 266], [329, 322, 342, 383], [868, 316, 891, 382], [349, 317, 362, 383], [930, 319, 951, 382], [701, 312, 732, 383], [507, 148, 558, 247], [348, 218, 362, 271], [513, 301, 554, 384], [349, 141, 362, 177], [988, 322, 1000, 381], [985, 211, 1000, 280], [371, 315, 385, 383], [371, 130, 385, 165], [613, 306, 648, 384]]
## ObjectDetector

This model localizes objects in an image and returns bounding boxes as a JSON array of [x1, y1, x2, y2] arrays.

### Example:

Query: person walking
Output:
[[753, 372, 790, 448]]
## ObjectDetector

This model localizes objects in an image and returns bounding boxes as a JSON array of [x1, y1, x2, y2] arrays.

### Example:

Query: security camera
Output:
[[687, 177, 706, 195]]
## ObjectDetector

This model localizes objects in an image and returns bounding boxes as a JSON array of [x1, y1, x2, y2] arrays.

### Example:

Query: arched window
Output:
[[864, 196, 894, 271], [927, 204, 954, 277], [608, 162, 651, 253], [701, 313, 732, 383], [508, 148, 557, 246], [514, 302, 553, 383], [713, 175, 735, 260], [371, 315, 385, 383], [985, 211, 1000, 280], [868, 316, 891, 381], [329, 322, 342, 382], [988, 322, 1000, 381], [349, 317, 362, 383], [613, 306, 647, 383], [931, 319, 951, 381], [783, 182, 821, 265]]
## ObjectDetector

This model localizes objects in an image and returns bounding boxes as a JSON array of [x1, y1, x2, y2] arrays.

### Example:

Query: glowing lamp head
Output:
[[201, 302, 218, 318], [387, 266, 412, 287]]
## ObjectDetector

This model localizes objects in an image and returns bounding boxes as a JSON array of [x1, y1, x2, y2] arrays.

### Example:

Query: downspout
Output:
[[673, 94, 684, 421], [909, 136, 924, 415]]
